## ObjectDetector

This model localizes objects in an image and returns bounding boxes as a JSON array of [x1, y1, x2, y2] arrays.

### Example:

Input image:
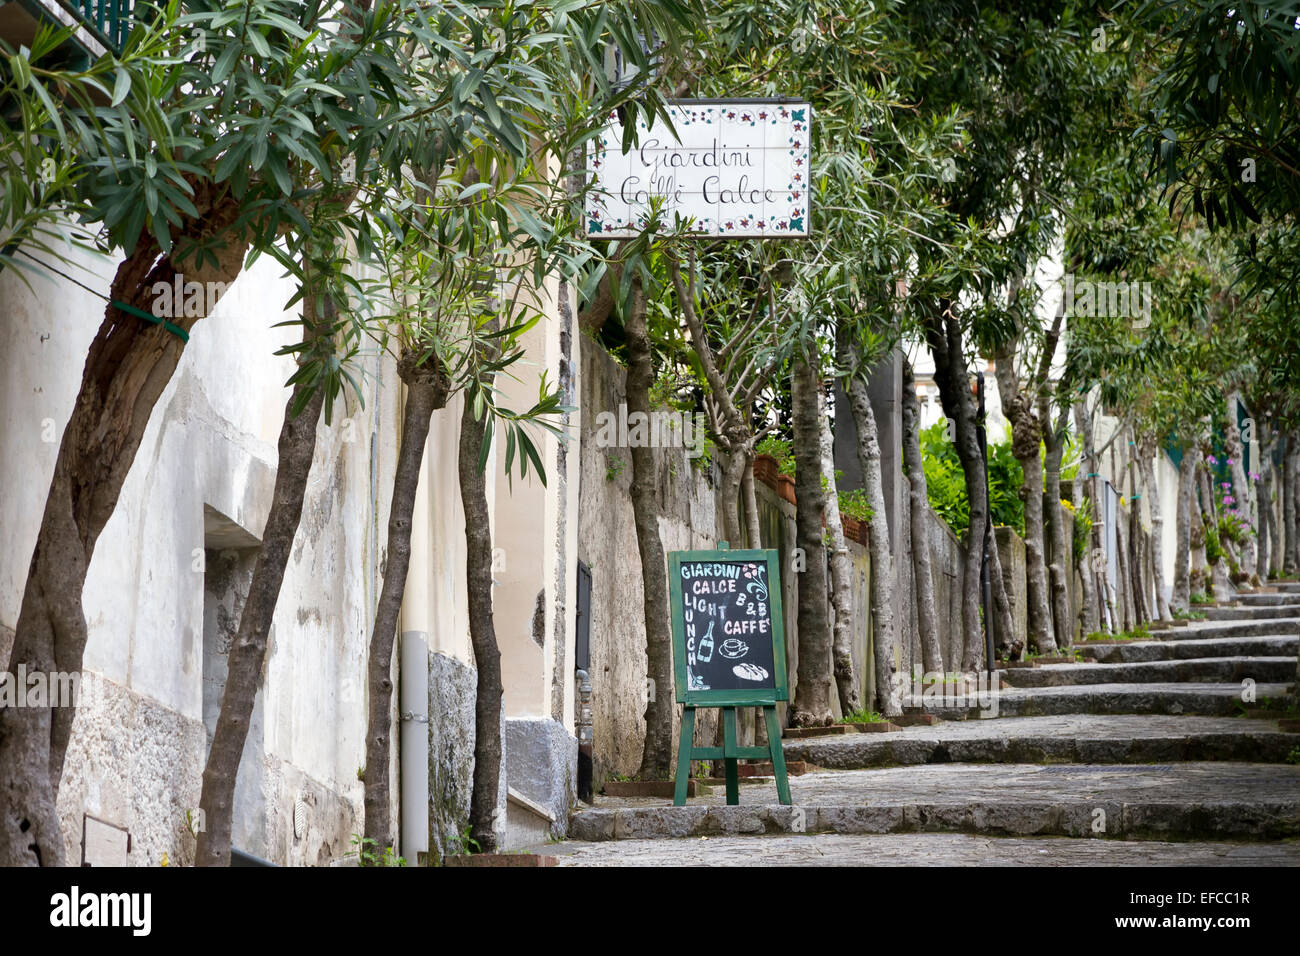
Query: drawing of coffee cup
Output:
[[719, 638, 749, 659]]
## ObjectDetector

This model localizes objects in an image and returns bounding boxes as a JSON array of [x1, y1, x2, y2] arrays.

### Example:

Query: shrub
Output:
[[756, 435, 795, 477], [838, 488, 875, 523]]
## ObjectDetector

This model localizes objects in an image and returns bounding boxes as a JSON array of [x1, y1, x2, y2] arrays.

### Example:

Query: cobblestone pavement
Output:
[[788, 713, 1287, 743], [545, 832, 1300, 866], [580, 762, 1300, 810]]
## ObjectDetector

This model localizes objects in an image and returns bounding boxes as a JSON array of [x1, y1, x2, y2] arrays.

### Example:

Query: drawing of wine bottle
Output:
[[698, 620, 715, 663]]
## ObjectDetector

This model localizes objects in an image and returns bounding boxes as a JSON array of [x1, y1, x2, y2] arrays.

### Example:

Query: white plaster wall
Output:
[[1, 234, 399, 865]]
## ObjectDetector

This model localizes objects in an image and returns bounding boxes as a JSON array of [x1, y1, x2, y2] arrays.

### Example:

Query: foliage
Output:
[[1070, 498, 1094, 565], [840, 709, 886, 724], [918, 421, 1024, 537], [756, 436, 796, 478], [837, 488, 875, 524], [351, 834, 406, 867]]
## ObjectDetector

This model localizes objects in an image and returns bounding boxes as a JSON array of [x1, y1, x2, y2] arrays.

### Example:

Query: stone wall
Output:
[[899, 507, 966, 678], [576, 338, 877, 785]]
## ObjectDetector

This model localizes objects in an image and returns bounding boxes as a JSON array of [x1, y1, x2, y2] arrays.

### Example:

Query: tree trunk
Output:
[[993, 349, 1055, 654], [1224, 392, 1257, 580], [196, 366, 327, 866], [625, 277, 674, 777], [819, 391, 862, 717], [985, 521, 1020, 660], [1269, 433, 1284, 576], [1285, 435, 1298, 576], [1073, 407, 1100, 636], [1076, 402, 1115, 632], [1137, 435, 1171, 620], [719, 448, 747, 545], [922, 311, 987, 671], [1257, 427, 1274, 579], [362, 348, 450, 851], [839, 349, 901, 715], [741, 454, 762, 548], [789, 358, 834, 725], [902, 360, 943, 673], [0, 212, 247, 866], [1042, 407, 1073, 649], [1172, 448, 1195, 614], [1127, 446, 1149, 625], [459, 382, 503, 853]]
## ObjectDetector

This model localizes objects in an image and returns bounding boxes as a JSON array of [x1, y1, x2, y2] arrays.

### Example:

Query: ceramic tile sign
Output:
[[586, 100, 811, 239], [669, 548, 788, 704]]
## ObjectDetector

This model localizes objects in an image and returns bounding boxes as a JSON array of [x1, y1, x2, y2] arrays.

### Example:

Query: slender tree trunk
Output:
[[1074, 407, 1100, 635], [1076, 402, 1115, 632], [741, 455, 762, 548], [362, 347, 450, 851], [993, 348, 1055, 653], [1043, 407, 1073, 649], [1258, 429, 1275, 579], [922, 311, 987, 671], [1269, 433, 1283, 576], [840, 350, 901, 714], [1137, 436, 1171, 620], [902, 360, 943, 673], [1285, 435, 1298, 576], [459, 382, 503, 853], [985, 518, 1020, 659], [1127, 446, 1149, 624], [1172, 449, 1195, 614], [197, 368, 327, 866], [789, 358, 834, 725], [1224, 392, 1258, 580], [625, 277, 674, 776], [0, 210, 247, 866], [719, 448, 747, 545], [819, 391, 862, 716]]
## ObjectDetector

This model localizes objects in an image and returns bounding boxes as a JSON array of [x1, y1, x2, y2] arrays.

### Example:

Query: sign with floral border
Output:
[[586, 99, 811, 239]]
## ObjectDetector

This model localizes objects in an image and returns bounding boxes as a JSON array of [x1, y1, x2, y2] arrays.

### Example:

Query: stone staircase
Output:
[[552, 583, 1300, 864]]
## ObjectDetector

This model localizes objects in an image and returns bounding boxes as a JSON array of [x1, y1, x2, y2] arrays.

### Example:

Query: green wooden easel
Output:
[[666, 543, 792, 807], [673, 703, 791, 806]]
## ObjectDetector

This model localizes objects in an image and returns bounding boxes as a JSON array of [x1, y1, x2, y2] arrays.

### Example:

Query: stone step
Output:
[[567, 763, 1300, 842], [1000, 656, 1297, 688], [1162, 618, 1300, 640], [900, 681, 1294, 719], [1204, 604, 1300, 620], [1236, 593, 1300, 607], [1086, 634, 1298, 663], [548, 831, 1300, 866], [780, 715, 1298, 768]]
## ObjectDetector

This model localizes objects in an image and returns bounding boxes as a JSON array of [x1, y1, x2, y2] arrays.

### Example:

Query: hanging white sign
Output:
[[586, 100, 811, 239]]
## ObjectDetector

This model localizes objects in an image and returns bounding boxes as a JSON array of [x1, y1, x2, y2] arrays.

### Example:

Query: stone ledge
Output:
[[443, 853, 557, 867]]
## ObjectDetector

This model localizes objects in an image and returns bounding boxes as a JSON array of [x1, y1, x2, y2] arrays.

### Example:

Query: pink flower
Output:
[[1221, 482, 1231, 489], [1226, 458, 1235, 465], [1206, 455, 1218, 464], [1224, 496, 1235, 505]]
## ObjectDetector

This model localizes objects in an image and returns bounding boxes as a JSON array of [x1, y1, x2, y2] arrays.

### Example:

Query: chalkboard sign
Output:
[[668, 547, 788, 706]]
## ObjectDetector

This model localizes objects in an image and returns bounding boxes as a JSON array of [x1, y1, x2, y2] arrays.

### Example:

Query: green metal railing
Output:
[[71, 0, 135, 51]]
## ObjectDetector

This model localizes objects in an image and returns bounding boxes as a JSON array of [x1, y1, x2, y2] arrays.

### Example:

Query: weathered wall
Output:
[[577, 338, 879, 784], [577, 337, 723, 784], [1, 243, 398, 865], [995, 527, 1029, 656], [899, 507, 966, 677]]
